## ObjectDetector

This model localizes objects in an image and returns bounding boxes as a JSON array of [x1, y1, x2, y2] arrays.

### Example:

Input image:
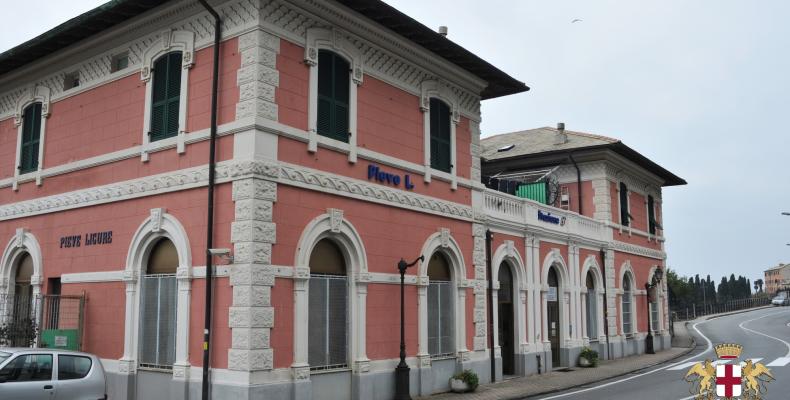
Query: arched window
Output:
[[139, 238, 178, 369], [12, 254, 34, 324], [585, 271, 597, 340], [650, 285, 660, 333], [150, 52, 183, 141], [317, 50, 350, 142], [427, 252, 454, 357], [429, 98, 451, 173], [622, 274, 633, 335], [308, 239, 348, 370], [19, 103, 42, 174]]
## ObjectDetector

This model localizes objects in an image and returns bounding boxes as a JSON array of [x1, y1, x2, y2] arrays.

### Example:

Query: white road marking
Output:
[[677, 309, 790, 400], [766, 357, 790, 367], [738, 311, 790, 357], [536, 319, 715, 400], [667, 361, 698, 371]]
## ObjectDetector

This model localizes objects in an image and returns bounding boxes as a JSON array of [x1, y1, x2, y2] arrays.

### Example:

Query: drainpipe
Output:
[[568, 152, 582, 215], [198, 1, 221, 400], [485, 230, 495, 382], [600, 249, 611, 360]]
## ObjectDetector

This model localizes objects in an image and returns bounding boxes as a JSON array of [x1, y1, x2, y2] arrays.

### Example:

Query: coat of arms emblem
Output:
[[684, 343, 774, 399]]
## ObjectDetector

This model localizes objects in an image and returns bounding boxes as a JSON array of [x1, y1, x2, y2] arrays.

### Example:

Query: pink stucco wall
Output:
[[0, 185, 234, 367], [613, 252, 663, 334], [271, 184, 474, 362], [558, 181, 595, 219]]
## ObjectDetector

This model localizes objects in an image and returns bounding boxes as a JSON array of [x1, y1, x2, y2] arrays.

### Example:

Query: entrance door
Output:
[[547, 268, 560, 366], [497, 264, 515, 375]]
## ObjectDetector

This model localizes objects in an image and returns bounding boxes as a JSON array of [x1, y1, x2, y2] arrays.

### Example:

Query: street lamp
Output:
[[645, 267, 663, 355], [395, 255, 424, 400]]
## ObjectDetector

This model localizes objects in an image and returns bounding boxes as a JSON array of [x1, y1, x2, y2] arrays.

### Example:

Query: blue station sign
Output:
[[538, 210, 566, 226], [368, 164, 415, 190]]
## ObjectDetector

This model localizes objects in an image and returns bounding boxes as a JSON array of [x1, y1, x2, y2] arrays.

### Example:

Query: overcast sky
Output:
[[4, 1, 790, 287]]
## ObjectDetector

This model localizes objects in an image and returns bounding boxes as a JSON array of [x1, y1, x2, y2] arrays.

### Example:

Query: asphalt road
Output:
[[528, 307, 790, 400]]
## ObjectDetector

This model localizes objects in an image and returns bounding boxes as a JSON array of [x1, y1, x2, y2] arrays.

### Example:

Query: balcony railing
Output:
[[482, 189, 608, 242]]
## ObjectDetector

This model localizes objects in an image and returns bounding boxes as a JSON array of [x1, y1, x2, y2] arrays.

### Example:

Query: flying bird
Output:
[[571, 19, 583, 23]]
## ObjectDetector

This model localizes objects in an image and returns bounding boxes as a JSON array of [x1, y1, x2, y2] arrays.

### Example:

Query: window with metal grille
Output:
[[138, 239, 178, 370], [647, 195, 657, 235], [650, 293, 660, 332], [622, 276, 633, 335], [19, 103, 42, 174], [429, 98, 452, 173], [619, 182, 629, 227], [317, 50, 350, 143], [585, 272, 597, 340], [308, 239, 348, 370], [427, 252, 454, 357], [149, 52, 182, 142]]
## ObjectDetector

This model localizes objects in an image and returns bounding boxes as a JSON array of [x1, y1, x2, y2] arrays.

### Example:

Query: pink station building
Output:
[[0, 1, 685, 399]]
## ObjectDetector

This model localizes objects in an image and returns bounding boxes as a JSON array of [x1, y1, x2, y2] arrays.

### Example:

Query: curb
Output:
[[498, 346, 697, 400]]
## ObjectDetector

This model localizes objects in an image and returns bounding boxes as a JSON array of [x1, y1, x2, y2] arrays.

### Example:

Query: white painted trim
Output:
[[292, 209, 369, 371], [59, 266, 230, 284], [139, 30, 195, 162], [580, 255, 604, 339], [12, 86, 51, 190], [120, 209, 193, 376], [304, 27, 362, 163], [491, 241, 528, 355], [417, 229, 468, 358], [618, 261, 637, 336], [0, 229, 44, 323], [420, 80, 460, 189]]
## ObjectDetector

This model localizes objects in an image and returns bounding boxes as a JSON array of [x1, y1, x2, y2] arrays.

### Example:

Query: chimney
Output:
[[555, 122, 568, 145], [438, 26, 448, 37]]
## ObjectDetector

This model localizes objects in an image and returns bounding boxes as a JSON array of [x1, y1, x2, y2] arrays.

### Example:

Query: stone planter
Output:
[[450, 378, 470, 393], [579, 356, 592, 367]]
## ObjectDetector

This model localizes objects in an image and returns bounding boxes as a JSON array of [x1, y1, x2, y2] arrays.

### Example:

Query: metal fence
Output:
[[0, 293, 85, 350], [671, 296, 771, 322]]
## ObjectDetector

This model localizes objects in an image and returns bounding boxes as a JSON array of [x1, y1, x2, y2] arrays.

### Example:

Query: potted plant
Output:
[[579, 347, 599, 367], [449, 369, 479, 393]]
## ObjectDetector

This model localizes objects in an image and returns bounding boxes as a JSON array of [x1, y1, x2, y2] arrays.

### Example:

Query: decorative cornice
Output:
[[277, 162, 474, 221], [0, 0, 258, 120], [0, 159, 471, 222], [610, 241, 666, 260]]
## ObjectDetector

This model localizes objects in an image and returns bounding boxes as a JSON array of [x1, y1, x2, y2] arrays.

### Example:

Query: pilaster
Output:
[[228, 177, 277, 372], [471, 223, 488, 352]]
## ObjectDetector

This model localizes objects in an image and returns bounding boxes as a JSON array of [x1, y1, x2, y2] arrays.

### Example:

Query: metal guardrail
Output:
[[670, 297, 772, 322]]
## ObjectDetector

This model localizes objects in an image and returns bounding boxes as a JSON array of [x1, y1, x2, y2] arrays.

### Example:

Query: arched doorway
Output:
[[8, 253, 34, 346], [547, 267, 560, 366], [427, 252, 454, 357], [138, 238, 178, 370], [585, 271, 597, 340], [497, 263, 515, 375], [308, 238, 349, 370]]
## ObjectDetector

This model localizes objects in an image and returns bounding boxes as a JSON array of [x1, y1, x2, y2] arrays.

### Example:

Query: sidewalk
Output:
[[420, 306, 777, 400], [420, 326, 696, 400]]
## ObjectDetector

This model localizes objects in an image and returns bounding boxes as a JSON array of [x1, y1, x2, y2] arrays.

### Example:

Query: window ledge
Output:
[[309, 366, 351, 375], [430, 354, 457, 361]]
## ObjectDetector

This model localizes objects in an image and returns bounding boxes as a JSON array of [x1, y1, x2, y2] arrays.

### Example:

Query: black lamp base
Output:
[[645, 334, 655, 354], [394, 364, 411, 400]]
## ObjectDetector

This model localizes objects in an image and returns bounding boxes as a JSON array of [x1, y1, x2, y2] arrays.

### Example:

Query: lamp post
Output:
[[645, 267, 663, 355], [395, 255, 424, 400]]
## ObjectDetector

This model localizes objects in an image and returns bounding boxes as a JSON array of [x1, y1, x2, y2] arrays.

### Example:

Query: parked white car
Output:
[[0, 348, 106, 400], [771, 294, 789, 306]]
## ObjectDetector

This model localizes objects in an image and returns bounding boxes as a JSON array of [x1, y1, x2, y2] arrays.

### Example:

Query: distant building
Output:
[[764, 264, 790, 294], [479, 123, 686, 369]]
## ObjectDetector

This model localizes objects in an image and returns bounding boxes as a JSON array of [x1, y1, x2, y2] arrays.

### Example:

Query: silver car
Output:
[[0, 348, 106, 400]]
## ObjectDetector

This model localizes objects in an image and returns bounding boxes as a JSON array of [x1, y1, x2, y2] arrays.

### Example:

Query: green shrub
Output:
[[579, 347, 599, 367], [452, 369, 479, 391]]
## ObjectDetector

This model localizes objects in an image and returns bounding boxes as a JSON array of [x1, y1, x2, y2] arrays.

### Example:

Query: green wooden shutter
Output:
[[430, 98, 452, 173], [19, 103, 42, 173], [150, 52, 182, 141], [316, 50, 350, 143], [619, 182, 629, 226]]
